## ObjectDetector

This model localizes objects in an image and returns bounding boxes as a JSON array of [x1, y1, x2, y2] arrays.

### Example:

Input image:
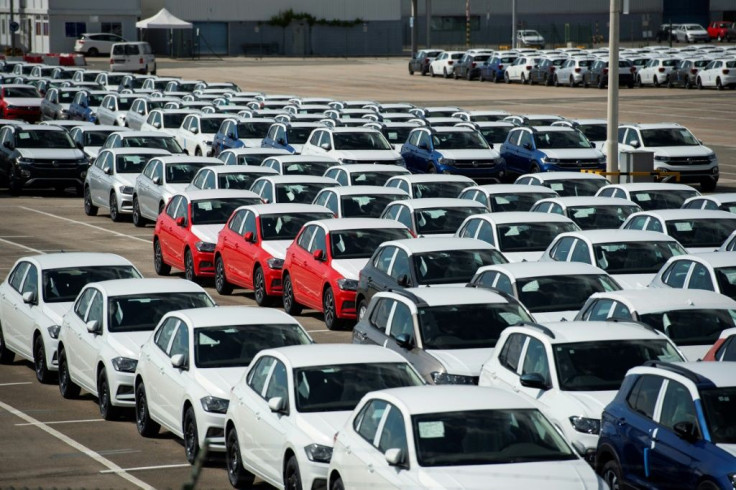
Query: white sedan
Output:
[[175, 113, 231, 157], [57, 278, 214, 420], [696, 59, 736, 90], [224, 344, 424, 489], [134, 306, 313, 464]]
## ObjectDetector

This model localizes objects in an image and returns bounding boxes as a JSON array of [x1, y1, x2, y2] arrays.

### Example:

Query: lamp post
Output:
[[604, 0, 621, 174]]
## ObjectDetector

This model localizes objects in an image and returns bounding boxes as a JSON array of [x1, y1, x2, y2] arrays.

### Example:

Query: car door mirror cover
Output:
[[395, 333, 414, 350], [175, 216, 186, 227], [673, 421, 698, 442], [22, 291, 37, 305], [244, 231, 255, 242], [519, 372, 550, 390], [171, 353, 188, 369], [152, 176, 161, 185], [86, 320, 100, 334], [268, 396, 287, 414], [397, 274, 411, 287], [385, 448, 407, 467]]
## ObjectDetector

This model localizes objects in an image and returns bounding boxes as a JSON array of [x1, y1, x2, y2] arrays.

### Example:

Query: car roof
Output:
[[180, 189, 260, 201], [101, 147, 171, 156], [382, 237, 493, 253], [630, 361, 736, 389], [306, 217, 410, 232], [116, 131, 176, 138], [469, 211, 576, 225], [328, 164, 409, 174], [233, 203, 332, 217], [221, 148, 291, 156], [255, 175, 337, 184], [401, 286, 516, 306], [475, 260, 608, 278], [260, 344, 409, 368], [389, 174, 475, 184], [508, 320, 668, 344], [266, 155, 337, 164], [518, 171, 609, 181], [669, 252, 736, 268], [17, 252, 135, 270], [87, 278, 206, 296], [153, 156, 222, 165], [392, 197, 486, 209], [630, 209, 735, 220], [559, 229, 681, 243], [538, 196, 639, 207], [589, 288, 736, 312], [321, 185, 407, 196], [169, 305, 303, 327], [469, 184, 557, 195], [602, 182, 698, 191], [207, 165, 277, 175], [373, 386, 534, 414]]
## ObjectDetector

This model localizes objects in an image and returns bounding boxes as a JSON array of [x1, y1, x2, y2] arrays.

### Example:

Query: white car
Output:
[[176, 113, 231, 157], [650, 252, 736, 301], [218, 147, 291, 166], [517, 29, 546, 48], [94, 72, 128, 91], [224, 344, 424, 488], [84, 148, 171, 221], [132, 155, 223, 225], [596, 182, 701, 210], [456, 211, 580, 262], [57, 278, 214, 419], [301, 127, 405, 166], [479, 321, 683, 459], [124, 97, 179, 130], [323, 163, 409, 187], [682, 192, 736, 213], [540, 229, 687, 289], [554, 56, 597, 87], [73, 32, 127, 56], [531, 196, 641, 230], [636, 57, 681, 87], [576, 288, 736, 360], [469, 261, 620, 321], [312, 185, 408, 218], [503, 55, 542, 84], [457, 183, 556, 212], [515, 171, 610, 197], [696, 58, 736, 89], [551, 119, 608, 149], [100, 130, 185, 155], [134, 306, 313, 463], [139, 108, 192, 136], [96, 93, 137, 127], [249, 175, 337, 204], [428, 50, 464, 78], [69, 124, 132, 162], [186, 164, 277, 191], [384, 173, 474, 199], [261, 155, 338, 176], [328, 385, 606, 489], [0, 253, 141, 383]]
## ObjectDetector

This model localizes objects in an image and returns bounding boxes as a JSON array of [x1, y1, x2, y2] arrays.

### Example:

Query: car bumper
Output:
[[196, 409, 226, 452], [541, 162, 606, 172], [116, 192, 134, 214], [333, 287, 357, 320], [109, 370, 136, 407], [193, 250, 216, 277], [4, 108, 41, 122], [436, 163, 506, 180], [296, 455, 329, 490], [654, 162, 718, 182], [14, 162, 86, 189], [263, 263, 283, 296]]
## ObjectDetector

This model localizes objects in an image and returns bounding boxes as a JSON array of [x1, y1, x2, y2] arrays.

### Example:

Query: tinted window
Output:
[[626, 375, 663, 419]]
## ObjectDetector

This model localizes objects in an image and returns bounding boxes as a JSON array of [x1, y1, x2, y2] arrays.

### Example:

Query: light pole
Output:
[[604, 0, 621, 174], [511, 0, 516, 49]]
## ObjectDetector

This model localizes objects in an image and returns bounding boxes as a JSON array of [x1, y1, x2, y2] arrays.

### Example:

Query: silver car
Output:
[[675, 24, 711, 43], [96, 93, 137, 127]]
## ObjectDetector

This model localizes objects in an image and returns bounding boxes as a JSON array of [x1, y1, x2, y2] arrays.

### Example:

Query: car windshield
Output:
[[490, 192, 553, 212], [639, 128, 700, 147], [260, 212, 334, 240], [516, 275, 620, 312], [123, 136, 183, 153], [593, 241, 685, 274], [3, 86, 39, 97], [162, 113, 187, 129], [116, 98, 135, 111], [331, 228, 412, 259], [80, 72, 99, 82], [295, 362, 423, 413], [630, 190, 698, 210], [165, 162, 209, 183], [554, 340, 683, 391], [237, 121, 272, 139], [414, 207, 485, 235], [194, 324, 310, 368], [333, 132, 392, 150], [382, 127, 413, 145], [567, 205, 640, 230], [217, 172, 271, 189], [534, 131, 592, 149], [639, 309, 736, 346], [105, 74, 126, 85], [15, 130, 75, 149], [701, 388, 736, 444], [497, 222, 580, 251], [579, 124, 606, 141], [88, 93, 106, 106], [42, 265, 140, 303], [479, 126, 512, 145], [147, 99, 168, 110], [340, 194, 406, 218], [413, 409, 575, 466], [83, 130, 116, 146], [414, 249, 507, 286], [191, 197, 262, 225], [412, 181, 470, 198], [107, 292, 213, 333], [56, 70, 76, 80], [665, 219, 736, 248], [58, 91, 78, 103], [418, 303, 532, 349], [282, 160, 333, 176], [275, 183, 327, 203], [352, 171, 404, 186], [546, 179, 607, 197], [116, 154, 158, 173], [286, 126, 314, 144], [433, 131, 489, 150]]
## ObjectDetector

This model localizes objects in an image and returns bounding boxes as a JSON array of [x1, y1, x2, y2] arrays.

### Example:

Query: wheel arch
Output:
[[594, 442, 620, 474], [282, 447, 297, 482]]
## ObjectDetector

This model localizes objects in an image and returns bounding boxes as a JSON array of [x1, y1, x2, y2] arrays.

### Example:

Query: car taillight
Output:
[[424, 59, 430, 65], [574, 67, 581, 73], [723, 69, 730, 75], [139, 57, 144, 64], [658, 67, 665, 72], [471, 62, 476, 68], [549, 66, 555, 72], [78, 40, 85, 45], [691, 68, 698, 74], [110, 58, 114, 64], [630, 67, 636, 73], [603, 68, 608, 75], [498, 64, 503, 69], [448, 61, 454, 65], [525, 65, 532, 70]]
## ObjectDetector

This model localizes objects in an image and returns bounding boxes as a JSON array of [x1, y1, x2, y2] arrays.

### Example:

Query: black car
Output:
[[668, 58, 710, 89], [528, 57, 567, 86], [408, 49, 444, 76], [0, 124, 88, 195], [583, 59, 635, 89], [655, 23, 680, 42], [454, 53, 491, 80]]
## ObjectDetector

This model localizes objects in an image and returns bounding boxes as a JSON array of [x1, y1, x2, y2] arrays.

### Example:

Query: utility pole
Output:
[[605, 0, 621, 174], [410, 0, 417, 55], [511, 0, 517, 49], [10, 0, 15, 54]]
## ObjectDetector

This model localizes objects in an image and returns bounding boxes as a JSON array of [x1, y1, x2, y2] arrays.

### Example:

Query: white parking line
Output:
[[0, 382, 33, 387], [19, 207, 151, 244], [0, 399, 156, 490], [100, 463, 190, 474], [0, 237, 44, 254], [15, 418, 104, 426]]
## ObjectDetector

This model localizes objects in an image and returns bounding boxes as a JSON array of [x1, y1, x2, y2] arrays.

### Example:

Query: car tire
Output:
[[215, 256, 233, 295], [84, 187, 98, 216], [98, 368, 121, 421], [569, 75, 576, 88], [685, 79, 693, 90], [357, 298, 368, 321], [443, 68, 449, 78], [87, 47, 99, 57], [697, 481, 720, 490], [284, 455, 302, 490], [653, 75, 660, 88], [453, 70, 459, 80], [697, 77, 704, 90], [153, 239, 171, 276], [34, 335, 53, 384], [8, 168, 22, 196], [601, 459, 623, 490], [636, 75, 643, 88], [135, 382, 160, 437], [530, 162, 542, 173], [504, 72, 511, 84], [553, 74, 560, 87], [330, 476, 345, 490], [700, 178, 717, 192], [132, 196, 146, 227], [521, 73, 527, 84], [667, 77, 674, 88], [429, 67, 435, 77], [58, 348, 81, 399], [109, 192, 122, 222], [717, 78, 724, 91], [282, 273, 302, 315], [254, 266, 273, 306], [493, 73, 500, 83], [226, 428, 255, 489], [466, 70, 473, 81], [184, 249, 196, 283], [183, 406, 200, 464], [0, 324, 15, 364], [408, 65, 414, 75], [195, 147, 202, 156], [597, 77, 605, 89], [323, 286, 344, 331]]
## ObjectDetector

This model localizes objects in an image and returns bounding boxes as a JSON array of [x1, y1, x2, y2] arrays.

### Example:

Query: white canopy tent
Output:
[[136, 8, 192, 57]]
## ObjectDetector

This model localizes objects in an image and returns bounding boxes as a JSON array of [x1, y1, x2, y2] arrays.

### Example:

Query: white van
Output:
[[109, 42, 156, 74]]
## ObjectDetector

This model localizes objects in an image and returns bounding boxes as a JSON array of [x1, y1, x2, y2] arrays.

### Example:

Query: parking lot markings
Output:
[[0, 237, 44, 254], [0, 382, 32, 387], [19, 207, 151, 244], [100, 463, 190, 474], [15, 418, 104, 426]]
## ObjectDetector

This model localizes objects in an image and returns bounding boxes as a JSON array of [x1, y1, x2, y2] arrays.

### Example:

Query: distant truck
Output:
[[707, 21, 736, 42]]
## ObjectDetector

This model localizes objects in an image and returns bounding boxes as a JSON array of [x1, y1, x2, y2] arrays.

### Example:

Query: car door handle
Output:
[[255, 411, 261, 421], [344, 445, 351, 455], [367, 464, 375, 473], [512, 384, 520, 392]]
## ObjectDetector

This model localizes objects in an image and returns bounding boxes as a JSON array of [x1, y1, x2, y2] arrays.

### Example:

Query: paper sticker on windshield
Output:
[[634, 193, 651, 202], [550, 183, 563, 192], [197, 202, 213, 211], [673, 222, 693, 232], [418, 421, 445, 438]]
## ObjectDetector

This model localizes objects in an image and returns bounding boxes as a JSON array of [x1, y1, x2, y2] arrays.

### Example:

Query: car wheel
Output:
[[132, 196, 146, 227], [183, 406, 200, 464], [697, 481, 720, 490], [330, 476, 345, 490], [443, 68, 449, 78], [195, 147, 202, 156], [667, 77, 674, 88], [530, 162, 542, 174], [466, 70, 473, 81], [553, 74, 560, 87], [653, 75, 660, 88], [254, 266, 273, 306], [84, 187, 98, 216], [685, 79, 693, 90], [226, 428, 255, 489], [700, 178, 717, 192], [153, 239, 171, 276], [135, 382, 160, 437], [429, 67, 435, 77], [453, 70, 459, 80], [58, 348, 81, 399], [34, 335, 53, 384], [717, 78, 724, 91], [357, 298, 368, 321], [504, 72, 511, 84], [408, 65, 414, 75], [493, 73, 500, 83], [8, 168, 22, 196], [284, 455, 302, 490], [427, 163, 437, 174], [697, 77, 704, 90], [87, 47, 99, 57], [0, 324, 15, 364], [215, 256, 233, 295], [109, 192, 122, 222], [282, 274, 303, 315], [323, 286, 344, 331], [636, 75, 643, 88], [569, 75, 576, 88], [98, 368, 120, 420], [184, 249, 196, 283], [601, 459, 622, 490], [597, 77, 605, 89]]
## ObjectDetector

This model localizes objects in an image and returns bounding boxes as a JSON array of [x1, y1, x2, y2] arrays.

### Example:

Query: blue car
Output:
[[479, 53, 519, 83], [500, 125, 605, 176], [596, 361, 736, 490], [400, 126, 506, 182], [211, 117, 274, 156], [261, 121, 321, 154], [67, 90, 108, 123]]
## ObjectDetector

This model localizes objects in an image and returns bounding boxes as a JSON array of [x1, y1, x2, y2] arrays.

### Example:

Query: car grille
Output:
[[665, 156, 711, 165], [556, 159, 602, 169], [452, 160, 498, 168], [29, 159, 79, 169]]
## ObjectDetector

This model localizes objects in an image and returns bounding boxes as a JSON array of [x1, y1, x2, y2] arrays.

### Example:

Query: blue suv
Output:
[[479, 53, 519, 82], [261, 121, 321, 154], [596, 361, 736, 490], [400, 126, 506, 182], [211, 117, 274, 156], [500, 125, 606, 176]]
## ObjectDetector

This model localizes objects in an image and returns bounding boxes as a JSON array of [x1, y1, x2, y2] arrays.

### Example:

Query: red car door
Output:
[[218, 209, 246, 286], [300, 225, 329, 310], [157, 195, 184, 268], [288, 225, 316, 307], [236, 210, 259, 289]]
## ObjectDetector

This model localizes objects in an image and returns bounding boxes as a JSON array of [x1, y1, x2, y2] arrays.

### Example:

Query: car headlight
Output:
[[654, 155, 670, 162], [76, 158, 88, 165], [569, 416, 600, 435], [597, 157, 606, 164], [304, 443, 333, 463], [431, 372, 477, 385], [111, 356, 138, 373], [339, 158, 358, 164], [118, 185, 134, 195], [708, 153, 717, 162], [728, 472, 736, 489], [195, 241, 216, 252], [438, 157, 455, 165], [6, 104, 17, 109], [266, 257, 284, 270], [16, 157, 34, 165], [336, 278, 358, 291], [200, 396, 229, 414], [543, 157, 560, 163], [205, 141, 213, 146], [47, 325, 61, 339]]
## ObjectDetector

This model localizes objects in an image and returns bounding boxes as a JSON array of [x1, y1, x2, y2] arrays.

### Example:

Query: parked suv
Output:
[[408, 49, 444, 76], [301, 126, 404, 165], [516, 29, 545, 48], [74, 33, 127, 56], [596, 361, 736, 490], [584, 58, 636, 89]]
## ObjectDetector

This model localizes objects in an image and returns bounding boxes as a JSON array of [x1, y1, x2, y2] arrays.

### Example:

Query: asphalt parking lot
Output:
[[1, 55, 736, 489]]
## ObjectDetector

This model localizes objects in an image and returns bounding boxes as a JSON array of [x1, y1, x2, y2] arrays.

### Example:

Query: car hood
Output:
[[503, 251, 544, 262], [163, 183, 189, 196], [415, 459, 601, 489], [610, 273, 654, 289], [298, 411, 352, 447], [5, 97, 42, 107], [437, 149, 501, 160], [84, 146, 102, 160], [686, 247, 719, 254], [329, 149, 402, 162], [330, 258, 369, 281], [289, 143, 303, 154], [42, 302, 74, 325], [107, 331, 154, 359], [650, 146, 713, 158], [541, 149, 603, 160], [532, 310, 580, 323], [425, 348, 492, 377], [114, 173, 138, 187], [260, 239, 292, 260], [192, 367, 245, 399], [191, 224, 226, 244], [17, 148, 84, 160], [678, 345, 710, 362], [564, 390, 618, 418]]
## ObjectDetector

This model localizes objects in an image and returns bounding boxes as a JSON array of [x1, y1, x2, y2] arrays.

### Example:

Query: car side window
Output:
[[191, 170, 206, 189], [457, 217, 480, 238], [389, 249, 410, 281], [581, 299, 614, 321], [152, 161, 163, 182], [309, 226, 327, 256], [228, 210, 246, 233], [154, 317, 180, 353], [263, 359, 288, 402], [518, 131, 533, 149], [497, 333, 526, 373], [662, 261, 692, 288], [625, 216, 648, 230], [624, 129, 640, 146], [354, 399, 389, 444], [682, 199, 702, 210], [720, 337, 736, 361], [242, 211, 257, 237], [166, 195, 182, 219], [373, 246, 396, 274], [85, 290, 103, 325], [395, 206, 412, 230], [73, 288, 95, 319], [323, 192, 338, 214], [521, 337, 550, 386], [387, 302, 414, 341], [335, 170, 348, 186], [296, 225, 316, 250], [369, 298, 394, 331], [658, 380, 699, 435], [203, 170, 216, 189], [626, 375, 663, 420], [169, 322, 189, 359], [570, 240, 592, 264], [8, 261, 30, 292], [550, 237, 573, 261], [377, 404, 408, 454], [20, 264, 38, 296], [476, 221, 494, 246], [687, 263, 713, 291], [247, 356, 276, 397]]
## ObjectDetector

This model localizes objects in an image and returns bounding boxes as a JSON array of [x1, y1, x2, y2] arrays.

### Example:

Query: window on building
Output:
[[65, 22, 86, 38], [102, 22, 123, 36]]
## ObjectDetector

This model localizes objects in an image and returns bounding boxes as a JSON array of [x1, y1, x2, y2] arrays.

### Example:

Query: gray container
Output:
[[618, 150, 654, 183]]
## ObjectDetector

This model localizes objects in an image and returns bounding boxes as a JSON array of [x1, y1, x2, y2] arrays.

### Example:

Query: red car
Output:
[[701, 327, 736, 361], [153, 189, 262, 282], [214, 203, 334, 305], [282, 218, 413, 330], [707, 21, 736, 42], [0, 84, 42, 121]]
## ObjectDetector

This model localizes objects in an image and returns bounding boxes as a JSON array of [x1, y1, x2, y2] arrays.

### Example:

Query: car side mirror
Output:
[[86, 320, 100, 334], [397, 274, 411, 287], [385, 448, 407, 468], [22, 291, 37, 305], [630, 140, 640, 148], [523, 142, 533, 150], [153, 121, 161, 129], [277, 138, 286, 145], [268, 396, 287, 414], [152, 176, 161, 185], [244, 231, 255, 242], [419, 142, 429, 150], [76, 141, 83, 149], [175, 216, 186, 227], [313, 249, 324, 261], [320, 142, 332, 151], [228, 132, 236, 139], [395, 333, 414, 350], [673, 421, 698, 442], [520, 372, 550, 391], [103, 166, 111, 175], [171, 353, 188, 370], [191, 127, 199, 134], [3, 141, 12, 149]]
